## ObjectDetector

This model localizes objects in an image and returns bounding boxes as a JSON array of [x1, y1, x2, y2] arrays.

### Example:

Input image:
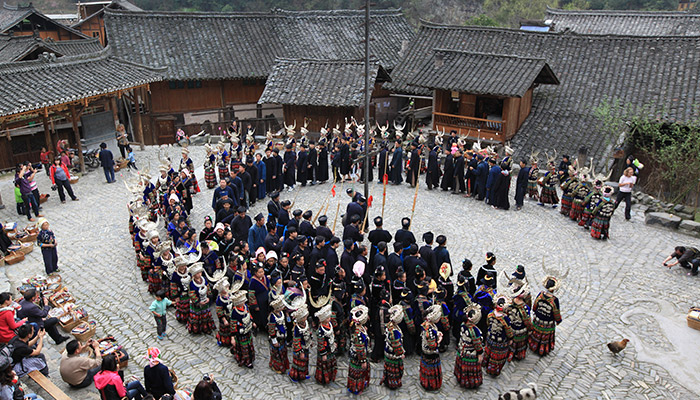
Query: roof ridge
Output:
[[545, 6, 696, 16], [104, 7, 404, 18], [2, 2, 32, 11], [419, 22, 700, 40], [433, 48, 546, 62], [273, 57, 378, 64]]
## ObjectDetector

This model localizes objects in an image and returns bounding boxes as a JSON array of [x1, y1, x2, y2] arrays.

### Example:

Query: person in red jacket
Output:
[[94, 355, 147, 400], [39, 147, 53, 177], [49, 158, 78, 203], [0, 293, 26, 344]]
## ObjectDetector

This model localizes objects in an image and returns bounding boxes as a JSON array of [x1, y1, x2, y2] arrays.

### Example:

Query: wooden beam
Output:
[[42, 108, 53, 156], [133, 88, 145, 150], [69, 104, 86, 173], [109, 95, 119, 126]]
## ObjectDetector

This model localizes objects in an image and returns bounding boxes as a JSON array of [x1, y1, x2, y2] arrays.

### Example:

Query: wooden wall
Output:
[[502, 87, 534, 140], [75, 14, 105, 46], [282, 105, 358, 133], [151, 79, 265, 114], [459, 93, 476, 117]]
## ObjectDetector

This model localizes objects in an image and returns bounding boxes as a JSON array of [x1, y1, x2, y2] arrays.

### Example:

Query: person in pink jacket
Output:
[[0, 293, 26, 344], [49, 158, 78, 203], [93, 355, 146, 400]]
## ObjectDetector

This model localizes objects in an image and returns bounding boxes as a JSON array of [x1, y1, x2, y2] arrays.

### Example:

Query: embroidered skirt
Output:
[[381, 356, 403, 390], [540, 186, 559, 205], [347, 358, 370, 394], [187, 301, 215, 334], [147, 268, 162, 294], [579, 207, 593, 226], [529, 316, 556, 356], [216, 321, 233, 347], [570, 200, 584, 221], [512, 327, 529, 361], [527, 181, 539, 198], [289, 350, 309, 382], [204, 166, 217, 189], [419, 353, 442, 391], [483, 340, 510, 376], [315, 355, 337, 384], [137, 256, 149, 282], [174, 294, 189, 323], [232, 333, 255, 367], [590, 216, 611, 239], [218, 166, 229, 182], [269, 344, 289, 374], [560, 194, 572, 215], [454, 351, 482, 389]]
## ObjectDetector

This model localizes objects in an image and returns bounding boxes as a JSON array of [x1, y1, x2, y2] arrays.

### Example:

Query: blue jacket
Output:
[[486, 165, 501, 190], [99, 149, 114, 168], [212, 186, 235, 209], [474, 161, 489, 186], [248, 224, 267, 254]]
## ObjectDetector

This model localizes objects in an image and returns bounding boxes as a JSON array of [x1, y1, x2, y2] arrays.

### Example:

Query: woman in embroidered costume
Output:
[[179, 147, 200, 193], [314, 304, 337, 384], [170, 258, 191, 323], [230, 289, 255, 368], [330, 273, 348, 356], [530, 276, 563, 356], [590, 186, 616, 240], [419, 304, 443, 391], [538, 162, 559, 208], [381, 304, 405, 390], [248, 263, 270, 334], [137, 221, 157, 282], [347, 305, 370, 394], [187, 262, 215, 334], [397, 287, 417, 357], [203, 144, 218, 189], [268, 294, 289, 374], [217, 142, 230, 183], [454, 304, 484, 389], [505, 279, 532, 361], [559, 169, 578, 216], [570, 173, 592, 222], [214, 280, 233, 347], [143, 230, 161, 292], [580, 180, 603, 228], [289, 305, 312, 382], [483, 294, 513, 377], [526, 160, 540, 200], [152, 240, 173, 296]]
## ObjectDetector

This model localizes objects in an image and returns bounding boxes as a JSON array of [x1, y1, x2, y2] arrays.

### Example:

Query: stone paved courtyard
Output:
[[1, 145, 699, 400]]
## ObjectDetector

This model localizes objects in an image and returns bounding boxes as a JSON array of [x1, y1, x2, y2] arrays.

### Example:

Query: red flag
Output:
[[368, 195, 373, 207], [331, 184, 336, 197], [383, 174, 388, 185]]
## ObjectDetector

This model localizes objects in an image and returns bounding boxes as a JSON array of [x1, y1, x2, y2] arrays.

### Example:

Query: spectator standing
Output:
[[15, 164, 42, 222], [39, 147, 52, 177], [615, 167, 637, 221], [16, 288, 68, 345], [49, 158, 78, 203], [59, 339, 101, 388], [143, 347, 175, 399], [116, 123, 129, 159], [36, 219, 60, 275], [99, 142, 116, 183]]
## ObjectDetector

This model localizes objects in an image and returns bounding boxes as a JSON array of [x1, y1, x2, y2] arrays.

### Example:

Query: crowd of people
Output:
[[125, 133, 565, 395]]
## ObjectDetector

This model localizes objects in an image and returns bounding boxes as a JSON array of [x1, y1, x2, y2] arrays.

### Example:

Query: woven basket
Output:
[[118, 159, 128, 169], [0, 257, 4, 267], [4, 252, 24, 265], [25, 224, 38, 235], [18, 232, 37, 243], [71, 321, 96, 342], [59, 315, 88, 332], [39, 194, 49, 204], [688, 307, 700, 331], [18, 242, 33, 255], [114, 164, 121, 172], [69, 176, 79, 184]]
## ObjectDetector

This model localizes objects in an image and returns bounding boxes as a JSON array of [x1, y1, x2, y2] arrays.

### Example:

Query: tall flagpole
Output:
[[363, 0, 370, 205]]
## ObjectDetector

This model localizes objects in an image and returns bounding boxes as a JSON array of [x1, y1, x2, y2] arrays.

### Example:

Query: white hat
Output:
[[169, 194, 180, 203], [147, 230, 160, 241], [292, 305, 309, 321], [425, 304, 442, 323], [388, 304, 404, 324], [188, 262, 204, 276], [350, 305, 369, 325], [266, 250, 278, 260], [315, 303, 333, 322], [214, 223, 225, 231], [231, 290, 247, 306]]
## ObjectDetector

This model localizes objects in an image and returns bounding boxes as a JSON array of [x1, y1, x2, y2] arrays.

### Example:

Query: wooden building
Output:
[[408, 50, 558, 142], [258, 58, 391, 132], [0, 3, 87, 40], [0, 34, 101, 61], [387, 22, 700, 167], [72, 0, 140, 46], [104, 8, 414, 143], [0, 48, 164, 171]]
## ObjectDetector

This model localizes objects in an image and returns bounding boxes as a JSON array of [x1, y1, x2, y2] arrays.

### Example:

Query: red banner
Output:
[[383, 174, 388, 185], [331, 184, 336, 197], [368, 195, 373, 207]]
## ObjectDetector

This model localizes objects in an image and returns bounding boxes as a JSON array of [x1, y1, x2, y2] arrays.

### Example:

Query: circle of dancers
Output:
[[122, 141, 566, 394]]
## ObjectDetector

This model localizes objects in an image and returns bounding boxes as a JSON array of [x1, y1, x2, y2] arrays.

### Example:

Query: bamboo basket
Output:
[[71, 321, 96, 342], [59, 314, 88, 332], [688, 307, 700, 331], [18, 232, 37, 243], [4, 252, 24, 265], [39, 194, 49, 204], [18, 242, 33, 255], [118, 159, 128, 169], [69, 176, 79, 184], [25, 224, 38, 235]]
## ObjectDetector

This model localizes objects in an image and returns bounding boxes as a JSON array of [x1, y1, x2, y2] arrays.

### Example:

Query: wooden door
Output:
[[156, 120, 175, 144]]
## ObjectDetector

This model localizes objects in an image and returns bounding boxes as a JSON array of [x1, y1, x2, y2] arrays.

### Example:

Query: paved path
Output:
[[1, 145, 699, 400]]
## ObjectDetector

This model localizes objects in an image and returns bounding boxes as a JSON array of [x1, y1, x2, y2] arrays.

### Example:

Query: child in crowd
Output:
[[127, 146, 138, 170], [150, 290, 172, 339], [14, 182, 24, 216]]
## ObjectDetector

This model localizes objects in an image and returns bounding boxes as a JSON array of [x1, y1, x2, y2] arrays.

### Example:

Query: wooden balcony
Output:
[[433, 112, 505, 143]]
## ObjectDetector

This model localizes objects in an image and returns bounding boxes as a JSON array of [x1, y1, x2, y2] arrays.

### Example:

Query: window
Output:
[[92, 32, 99, 37]]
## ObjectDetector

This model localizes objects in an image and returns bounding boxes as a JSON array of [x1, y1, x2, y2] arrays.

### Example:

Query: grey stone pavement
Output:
[[1, 145, 699, 400]]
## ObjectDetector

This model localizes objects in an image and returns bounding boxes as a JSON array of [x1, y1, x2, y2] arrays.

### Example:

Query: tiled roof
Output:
[[104, 8, 414, 81], [258, 58, 389, 107], [387, 22, 700, 166], [545, 6, 700, 36], [0, 35, 102, 61], [408, 49, 558, 98], [0, 3, 87, 37], [0, 47, 165, 117]]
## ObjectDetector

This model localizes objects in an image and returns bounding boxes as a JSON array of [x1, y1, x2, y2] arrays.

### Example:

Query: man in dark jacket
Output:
[[408, 142, 420, 187], [515, 159, 530, 210], [98, 142, 115, 183], [231, 206, 253, 244], [212, 179, 236, 211], [474, 155, 489, 200], [273, 148, 284, 192], [342, 214, 364, 243], [307, 142, 318, 185], [245, 158, 258, 206], [263, 148, 277, 194], [17, 289, 68, 344], [452, 150, 465, 194], [418, 232, 437, 279], [367, 216, 392, 266], [296, 144, 308, 187], [283, 144, 296, 191], [325, 237, 341, 276], [316, 215, 333, 241], [386, 242, 403, 283], [467, 152, 479, 196], [316, 140, 330, 183], [345, 199, 365, 228], [340, 239, 356, 283], [377, 145, 389, 184], [425, 145, 440, 190], [389, 140, 403, 184], [485, 158, 501, 205], [440, 148, 454, 191], [394, 217, 416, 247]]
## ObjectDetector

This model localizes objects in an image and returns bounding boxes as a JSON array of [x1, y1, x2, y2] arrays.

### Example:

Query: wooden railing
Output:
[[433, 112, 505, 143]]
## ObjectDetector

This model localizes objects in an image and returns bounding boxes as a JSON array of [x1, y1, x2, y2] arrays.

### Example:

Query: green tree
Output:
[[482, 0, 557, 28], [465, 14, 499, 26]]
